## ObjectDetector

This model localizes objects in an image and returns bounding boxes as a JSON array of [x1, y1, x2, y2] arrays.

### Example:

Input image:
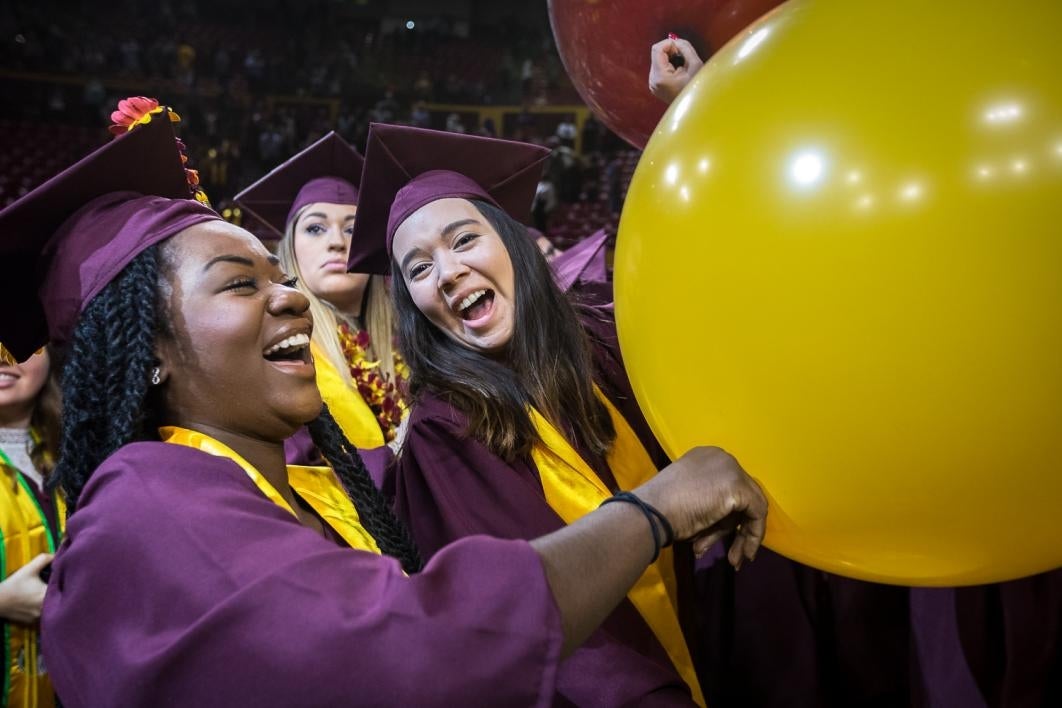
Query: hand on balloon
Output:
[[635, 447, 767, 568], [649, 37, 705, 104]]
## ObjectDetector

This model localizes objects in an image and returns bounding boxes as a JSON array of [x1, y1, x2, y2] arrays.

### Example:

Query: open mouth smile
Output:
[[455, 289, 496, 322], [263, 332, 312, 366]]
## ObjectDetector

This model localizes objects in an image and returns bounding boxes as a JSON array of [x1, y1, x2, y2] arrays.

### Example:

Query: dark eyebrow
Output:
[[203, 254, 279, 271], [399, 218, 482, 273], [441, 218, 480, 238], [400, 248, 423, 274]]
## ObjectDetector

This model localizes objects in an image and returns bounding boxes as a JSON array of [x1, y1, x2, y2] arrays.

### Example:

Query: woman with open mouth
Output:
[[350, 122, 740, 706], [0, 100, 766, 706]]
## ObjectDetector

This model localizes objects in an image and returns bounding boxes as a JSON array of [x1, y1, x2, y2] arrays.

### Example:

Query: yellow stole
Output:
[[160, 426, 381, 554], [0, 451, 64, 708], [529, 390, 706, 707], [312, 341, 386, 449]]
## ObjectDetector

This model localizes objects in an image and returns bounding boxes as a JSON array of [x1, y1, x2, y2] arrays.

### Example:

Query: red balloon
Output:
[[549, 0, 785, 149]]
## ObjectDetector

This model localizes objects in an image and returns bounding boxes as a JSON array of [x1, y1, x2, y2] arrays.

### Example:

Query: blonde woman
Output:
[[236, 133, 409, 479]]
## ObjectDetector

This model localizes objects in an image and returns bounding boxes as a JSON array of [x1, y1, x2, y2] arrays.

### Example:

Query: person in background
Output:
[[236, 132, 409, 483], [531, 173, 558, 234], [0, 347, 62, 708]]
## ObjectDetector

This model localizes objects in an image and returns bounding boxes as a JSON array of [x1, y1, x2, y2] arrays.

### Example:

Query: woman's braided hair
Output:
[[51, 247, 160, 509], [307, 409, 420, 572], [52, 243, 420, 572]]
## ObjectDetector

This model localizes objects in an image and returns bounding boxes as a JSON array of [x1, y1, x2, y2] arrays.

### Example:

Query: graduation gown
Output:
[[393, 302, 697, 707], [910, 570, 1062, 708], [41, 442, 564, 707]]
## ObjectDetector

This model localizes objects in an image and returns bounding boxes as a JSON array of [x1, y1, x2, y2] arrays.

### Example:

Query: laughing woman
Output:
[[0, 102, 767, 706], [235, 133, 409, 478], [348, 123, 722, 706]]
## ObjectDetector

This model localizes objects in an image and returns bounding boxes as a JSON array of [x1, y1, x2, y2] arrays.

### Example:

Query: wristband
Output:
[[600, 491, 675, 563]]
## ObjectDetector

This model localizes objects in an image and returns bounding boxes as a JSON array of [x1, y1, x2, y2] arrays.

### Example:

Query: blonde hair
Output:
[[278, 205, 399, 383]]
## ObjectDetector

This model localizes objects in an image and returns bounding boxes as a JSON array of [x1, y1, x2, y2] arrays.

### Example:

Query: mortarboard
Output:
[[347, 123, 551, 275], [234, 132, 364, 238], [551, 228, 610, 293], [0, 104, 221, 362]]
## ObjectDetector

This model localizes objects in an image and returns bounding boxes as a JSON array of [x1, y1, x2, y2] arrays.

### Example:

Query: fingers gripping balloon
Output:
[[615, 0, 1062, 585], [549, 0, 785, 148]]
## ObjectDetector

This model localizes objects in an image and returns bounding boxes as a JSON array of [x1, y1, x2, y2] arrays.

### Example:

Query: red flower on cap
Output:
[[106, 97, 210, 205], [108, 96, 181, 136]]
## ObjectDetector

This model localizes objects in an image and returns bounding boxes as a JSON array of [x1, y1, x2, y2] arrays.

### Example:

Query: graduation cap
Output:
[[234, 131, 364, 238], [347, 123, 551, 275], [551, 228, 610, 293], [0, 106, 221, 362]]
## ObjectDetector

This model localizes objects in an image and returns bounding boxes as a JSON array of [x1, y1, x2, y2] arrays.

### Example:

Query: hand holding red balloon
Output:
[[649, 36, 704, 104], [618, 0, 1062, 585]]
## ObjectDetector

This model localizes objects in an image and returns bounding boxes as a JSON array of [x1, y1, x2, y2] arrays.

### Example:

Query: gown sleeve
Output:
[[393, 398, 559, 558], [42, 443, 562, 708]]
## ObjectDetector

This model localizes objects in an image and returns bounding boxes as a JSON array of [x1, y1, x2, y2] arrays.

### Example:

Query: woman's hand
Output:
[[0, 553, 53, 624], [531, 446, 766, 654], [636, 446, 767, 568], [649, 36, 705, 104]]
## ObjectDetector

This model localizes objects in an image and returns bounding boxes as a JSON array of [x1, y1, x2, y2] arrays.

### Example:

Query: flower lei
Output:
[[108, 96, 210, 205], [337, 322, 410, 442]]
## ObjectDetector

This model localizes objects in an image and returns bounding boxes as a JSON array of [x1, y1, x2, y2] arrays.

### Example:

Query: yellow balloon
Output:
[[616, 0, 1062, 585]]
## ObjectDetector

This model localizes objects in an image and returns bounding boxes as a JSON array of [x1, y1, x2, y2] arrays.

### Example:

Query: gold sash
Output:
[[0, 451, 63, 708], [313, 341, 386, 449], [160, 426, 381, 554], [529, 390, 705, 707]]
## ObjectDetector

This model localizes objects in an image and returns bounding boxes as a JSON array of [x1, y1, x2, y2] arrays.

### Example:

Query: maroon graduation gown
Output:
[[42, 442, 563, 707], [910, 571, 1062, 707], [393, 302, 698, 707]]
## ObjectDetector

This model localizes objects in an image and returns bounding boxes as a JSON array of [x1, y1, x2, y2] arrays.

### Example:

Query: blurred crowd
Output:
[[1, 0, 639, 243]]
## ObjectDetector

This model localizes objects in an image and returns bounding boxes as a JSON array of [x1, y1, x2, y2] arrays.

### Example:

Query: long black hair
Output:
[[391, 199, 615, 462], [52, 243, 420, 573]]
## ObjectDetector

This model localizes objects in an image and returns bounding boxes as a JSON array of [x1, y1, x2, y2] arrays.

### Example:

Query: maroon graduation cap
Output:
[[551, 228, 610, 293], [234, 131, 364, 238], [0, 107, 220, 362], [347, 123, 551, 275]]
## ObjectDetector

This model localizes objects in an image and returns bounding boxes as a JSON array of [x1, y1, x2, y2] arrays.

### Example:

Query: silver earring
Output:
[[150, 367, 161, 386]]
